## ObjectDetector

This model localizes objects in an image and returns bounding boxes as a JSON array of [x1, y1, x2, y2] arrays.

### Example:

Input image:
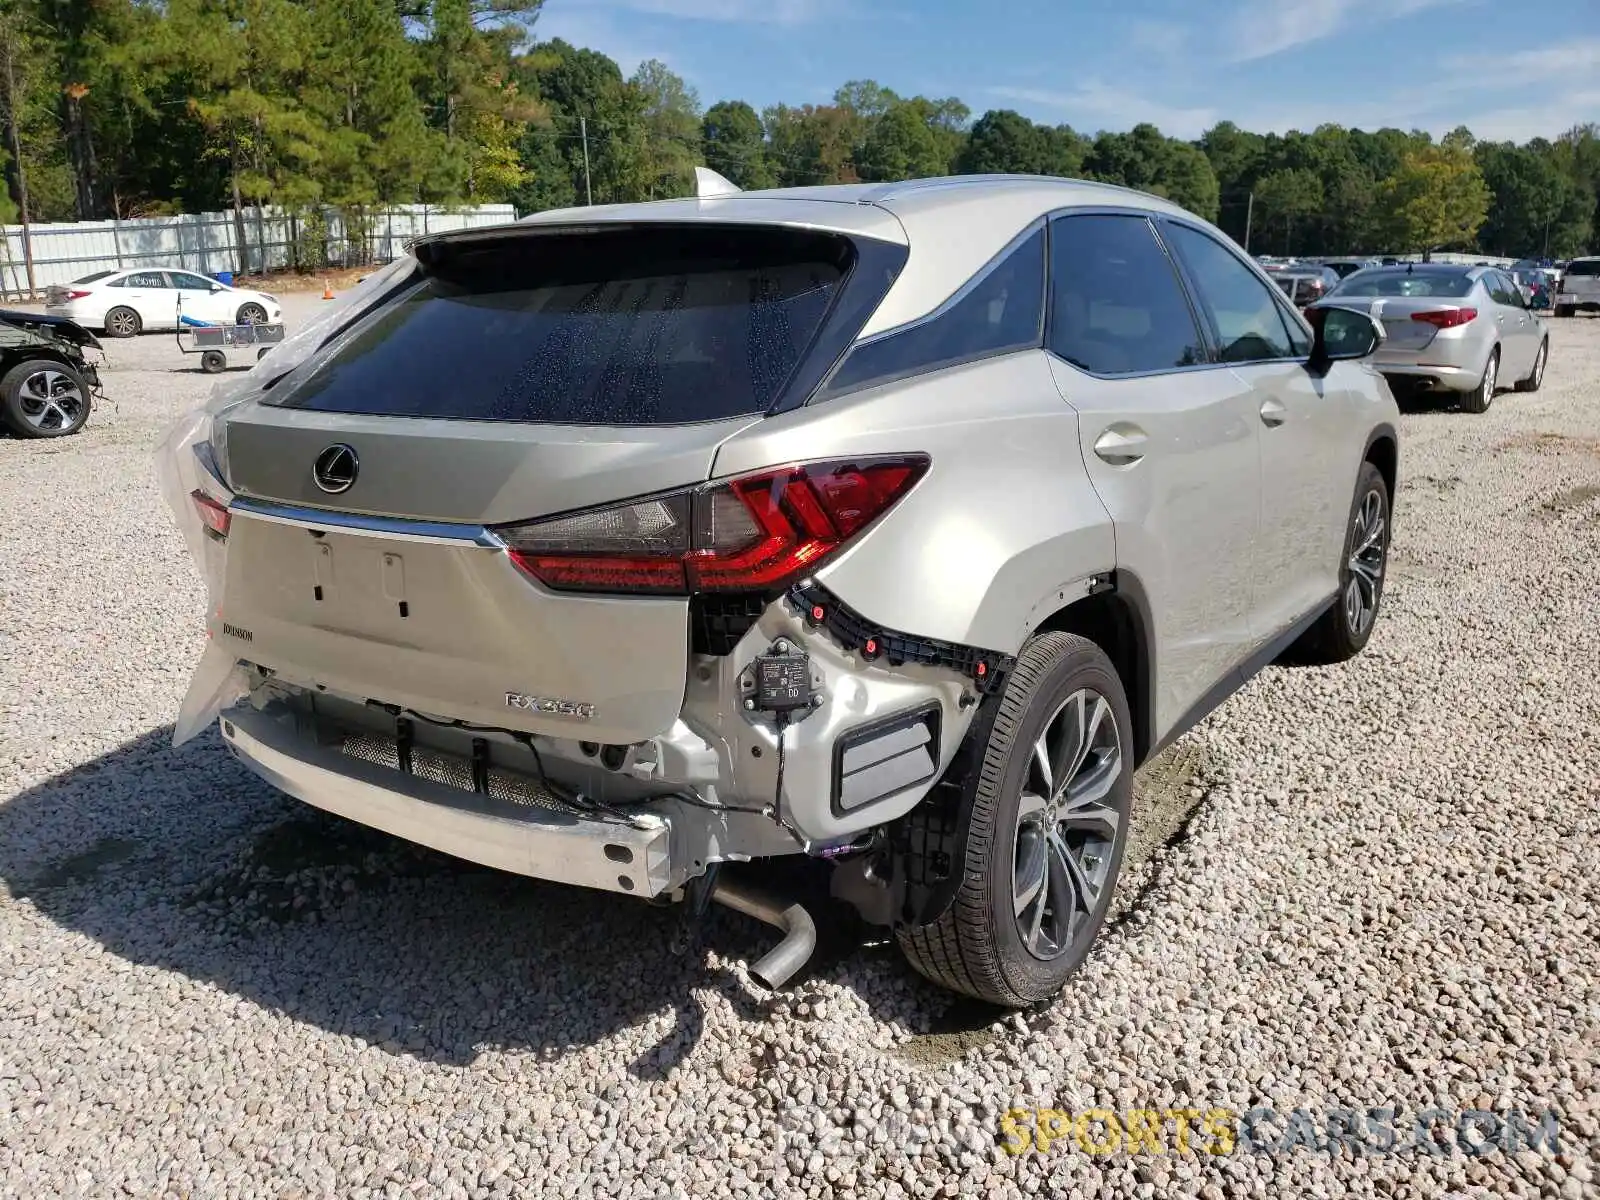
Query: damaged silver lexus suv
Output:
[[161, 174, 1399, 1007]]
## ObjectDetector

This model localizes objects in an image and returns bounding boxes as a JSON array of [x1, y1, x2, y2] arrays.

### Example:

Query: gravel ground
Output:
[[2, 302, 1598, 1198]]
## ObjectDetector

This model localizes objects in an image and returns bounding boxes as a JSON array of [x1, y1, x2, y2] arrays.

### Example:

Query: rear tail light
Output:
[[62, 289, 91, 301], [1410, 307, 1477, 328], [495, 456, 930, 596], [191, 490, 231, 540]]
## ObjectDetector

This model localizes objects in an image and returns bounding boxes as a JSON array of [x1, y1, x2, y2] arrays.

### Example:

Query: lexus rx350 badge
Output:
[[313, 444, 359, 494]]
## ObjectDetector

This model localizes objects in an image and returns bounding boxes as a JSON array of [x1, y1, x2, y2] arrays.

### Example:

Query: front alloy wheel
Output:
[[1343, 486, 1385, 639]]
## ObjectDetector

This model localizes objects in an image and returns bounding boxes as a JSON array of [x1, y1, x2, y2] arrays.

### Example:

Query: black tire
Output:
[[897, 632, 1133, 1008], [103, 306, 141, 338], [200, 349, 227, 374], [0, 358, 92, 438], [1291, 461, 1390, 665], [236, 302, 267, 325], [1554, 305, 1574, 318], [1460, 348, 1498, 414], [1514, 339, 1548, 393]]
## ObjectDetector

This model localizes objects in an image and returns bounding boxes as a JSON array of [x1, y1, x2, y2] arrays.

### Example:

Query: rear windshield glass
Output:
[[271, 226, 852, 424], [1567, 260, 1600, 276], [71, 270, 116, 285], [1331, 271, 1474, 298]]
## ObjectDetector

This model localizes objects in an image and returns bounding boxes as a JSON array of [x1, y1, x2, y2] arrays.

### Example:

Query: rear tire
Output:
[[1460, 348, 1497, 414], [1, 358, 92, 438], [200, 350, 227, 374], [104, 306, 140, 338], [897, 632, 1133, 1008], [1292, 461, 1389, 665], [1514, 339, 1548, 393]]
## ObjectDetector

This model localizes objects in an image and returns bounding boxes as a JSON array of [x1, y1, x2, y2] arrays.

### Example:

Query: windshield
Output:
[[1330, 271, 1476, 299]]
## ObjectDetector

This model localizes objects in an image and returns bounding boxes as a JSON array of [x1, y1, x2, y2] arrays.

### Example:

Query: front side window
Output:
[[823, 225, 1045, 396], [1162, 223, 1299, 363], [1047, 214, 1206, 375], [171, 271, 217, 290]]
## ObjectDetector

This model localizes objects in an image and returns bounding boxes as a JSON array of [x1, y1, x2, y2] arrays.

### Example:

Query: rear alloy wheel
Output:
[[1, 358, 92, 438], [104, 306, 141, 338], [897, 632, 1132, 1008], [236, 302, 267, 325], [1514, 339, 1548, 393], [1461, 348, 1497, 414], [1292, 460, 1389, 664]]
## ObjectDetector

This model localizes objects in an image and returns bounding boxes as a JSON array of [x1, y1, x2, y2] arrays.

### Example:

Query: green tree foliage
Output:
[[1254, 168, 1324, 254], [1085, 123, 1219, 219], [1376, 142, 1493, 254], [1, 3, 1595, 265], [701, 100, 773, 189]]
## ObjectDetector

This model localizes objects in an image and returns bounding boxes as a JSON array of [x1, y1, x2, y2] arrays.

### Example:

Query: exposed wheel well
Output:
[[1034, 587, 1152, 766]]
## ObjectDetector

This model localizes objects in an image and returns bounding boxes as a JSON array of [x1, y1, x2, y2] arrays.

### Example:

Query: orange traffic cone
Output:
[[322, 281, 335, 300]]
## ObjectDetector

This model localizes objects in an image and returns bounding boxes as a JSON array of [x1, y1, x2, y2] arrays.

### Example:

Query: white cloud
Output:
[[1226, 0, 1469, 62], [1128, 18, 1186, 59], [1448, 36, 1600, 77], [1451, 93, 1600, 142], [989, 83, 1219, 140]]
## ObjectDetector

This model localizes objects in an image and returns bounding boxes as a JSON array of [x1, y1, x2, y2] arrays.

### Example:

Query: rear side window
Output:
[[1331, 271, 1475, 298], [1048, 214, 1206, 375], [1162, 223, 1302, 363], [822, 225, 1045, 396], [272, 226, 851, 425]]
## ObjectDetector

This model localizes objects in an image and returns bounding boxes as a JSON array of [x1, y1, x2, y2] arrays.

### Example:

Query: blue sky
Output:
[[536, 0, 1599, 142]]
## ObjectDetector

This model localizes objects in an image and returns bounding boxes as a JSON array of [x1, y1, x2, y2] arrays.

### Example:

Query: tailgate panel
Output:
[[217, 515, 689, 743]]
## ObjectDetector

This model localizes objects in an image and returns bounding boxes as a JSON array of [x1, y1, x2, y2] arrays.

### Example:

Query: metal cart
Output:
[[175, 319, 287, 373]]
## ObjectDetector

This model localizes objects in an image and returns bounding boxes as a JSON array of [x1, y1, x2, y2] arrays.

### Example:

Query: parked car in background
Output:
[[1264, 263, 1341, 309], [45, 268, 283, 337], [0, 308, 102, 438], [1510, 268, 1557, 311], [167, 175, 1399, 1008], [1323, 263, 1547, 412], [1319, 257, 1380, 279], [1555, 257, 1600, 317]]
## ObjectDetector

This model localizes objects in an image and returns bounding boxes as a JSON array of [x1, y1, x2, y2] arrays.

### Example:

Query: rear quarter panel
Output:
[[712, 351, 1116, 654]]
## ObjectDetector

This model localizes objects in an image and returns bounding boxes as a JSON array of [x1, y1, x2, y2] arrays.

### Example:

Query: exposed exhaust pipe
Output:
[[710, 877, 817, 990]]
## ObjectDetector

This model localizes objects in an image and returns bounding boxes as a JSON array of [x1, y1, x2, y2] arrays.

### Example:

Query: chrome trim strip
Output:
[[229, 496, 500, 547]]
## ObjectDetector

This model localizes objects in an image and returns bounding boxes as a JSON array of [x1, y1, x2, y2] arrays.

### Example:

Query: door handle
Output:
[[1259, 397, 1287, 427], [1093, 425, 1148, 465]]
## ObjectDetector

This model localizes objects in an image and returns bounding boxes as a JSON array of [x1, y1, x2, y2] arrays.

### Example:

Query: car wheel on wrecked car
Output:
[[0, 358, 92, 438], [898, 631, 1133, 1008]]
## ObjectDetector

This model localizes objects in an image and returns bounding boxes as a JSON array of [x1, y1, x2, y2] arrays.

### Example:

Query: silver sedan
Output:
[[1322, 264, 1549, 412]]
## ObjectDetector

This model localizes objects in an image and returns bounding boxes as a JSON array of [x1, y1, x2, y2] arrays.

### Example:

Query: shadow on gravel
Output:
[[1, 726, 1212, 1070], [0, 727, 810, 1074]]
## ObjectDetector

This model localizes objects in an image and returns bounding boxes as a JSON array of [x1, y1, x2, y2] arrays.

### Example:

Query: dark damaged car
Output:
[[0, 308, 103, 438]]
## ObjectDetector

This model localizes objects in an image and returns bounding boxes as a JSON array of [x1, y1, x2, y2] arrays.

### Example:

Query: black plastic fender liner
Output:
[[884, 683, 1006, 930]]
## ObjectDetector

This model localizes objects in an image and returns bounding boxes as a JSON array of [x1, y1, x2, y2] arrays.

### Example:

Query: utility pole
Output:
[[1543, 211, 1552, 259], [1243, 191, 1254, 254], [580, 117, 593, 205]]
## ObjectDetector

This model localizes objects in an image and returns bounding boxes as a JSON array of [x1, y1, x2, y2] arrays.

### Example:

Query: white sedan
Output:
[[44, 268, 283, 337]]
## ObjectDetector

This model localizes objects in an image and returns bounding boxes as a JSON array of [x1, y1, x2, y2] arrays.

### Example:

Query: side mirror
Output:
[[1307, 304, 1385, 372], [210, 283, 225, 293]]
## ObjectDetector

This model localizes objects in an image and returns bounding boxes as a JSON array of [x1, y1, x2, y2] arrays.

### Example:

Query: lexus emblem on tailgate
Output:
[[313, 444, 359, 494]]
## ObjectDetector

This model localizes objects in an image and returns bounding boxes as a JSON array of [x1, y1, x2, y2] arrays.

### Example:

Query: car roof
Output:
[[476, 174, 1201, 336]]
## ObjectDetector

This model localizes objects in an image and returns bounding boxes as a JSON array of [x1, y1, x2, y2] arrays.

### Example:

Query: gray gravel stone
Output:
[[2, 300, 1598, 1197]]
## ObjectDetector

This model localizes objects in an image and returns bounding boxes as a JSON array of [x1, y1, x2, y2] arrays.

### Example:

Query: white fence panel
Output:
[[0, 204, 516, 299]]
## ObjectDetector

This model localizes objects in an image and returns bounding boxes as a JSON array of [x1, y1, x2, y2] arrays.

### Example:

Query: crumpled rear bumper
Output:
[[220, 703, 678, 896]]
